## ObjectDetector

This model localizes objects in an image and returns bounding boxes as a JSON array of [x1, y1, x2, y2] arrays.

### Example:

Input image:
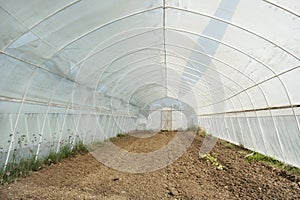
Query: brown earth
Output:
[[0, 131, 299, 200]]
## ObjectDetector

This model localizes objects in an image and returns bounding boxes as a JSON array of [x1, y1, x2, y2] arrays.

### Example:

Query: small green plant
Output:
[[197, 128, 207, 137], [201, 153, 224, 170]]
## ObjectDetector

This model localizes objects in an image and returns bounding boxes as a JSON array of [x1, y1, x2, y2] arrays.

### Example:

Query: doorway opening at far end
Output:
[[157, 108, 187, 132]]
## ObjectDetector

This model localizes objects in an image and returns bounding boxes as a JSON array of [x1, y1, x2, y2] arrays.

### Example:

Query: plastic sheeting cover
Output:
[[0, 0, 300, 168]]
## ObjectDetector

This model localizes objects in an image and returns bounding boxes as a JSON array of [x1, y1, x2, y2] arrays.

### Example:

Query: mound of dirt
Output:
[[1, 131, 299, 199]]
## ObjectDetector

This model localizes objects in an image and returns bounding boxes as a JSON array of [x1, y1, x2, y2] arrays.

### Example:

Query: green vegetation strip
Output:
[[245, 152, 300, 174], [0, 142, 88, 184]]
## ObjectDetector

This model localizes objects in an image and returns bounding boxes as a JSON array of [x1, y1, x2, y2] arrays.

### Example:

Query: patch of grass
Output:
[[0, 157, 43, 183], [245, 152, 282, 166], [110, 133, 127, 142], [116, 133, 126, 138], [72, 141, 89, 155], [219, 139, 235, 148], [0, 142, 88, 184], [282, 165, 300, 174], [46, 142, 88, 165], [201, 153, 224, 170], [245, 152, 300, 174]]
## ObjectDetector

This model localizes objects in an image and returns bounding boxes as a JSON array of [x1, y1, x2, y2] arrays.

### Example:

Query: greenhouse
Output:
[[0, 0, 300, 199]]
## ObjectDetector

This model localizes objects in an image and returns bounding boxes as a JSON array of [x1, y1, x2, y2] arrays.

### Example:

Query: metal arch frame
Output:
[[165, 28, 300, 142], [134, 66, 262, 154], [91, 114, 105, 143], [98, 55, 164, 85], [57, 6, 300, 76], [166, 60, 268, 155], [110, 62, 230, 105], [0, 52, 141, 113], [3, 39, 296, 120], [166, 1, 290, 156], [1, 70, 136, 170], [56, 6, 164, 53], [66, 25, 295, 84], [88, 46, 162, 107], [2, 0, 82, 51], [2, 2, 298, 82], [110, 72, 203, 109], [53, 3, 299, 65], [76, 43, 164, 84], [99, 45, 280, 158], [141, 96, 196, 113], [94, 44, 258, 101], [166, 23, 300, 143], [105, 76, 163, 104], [35, 73, 77, 160], [167, 27, 300, 78], [1, 1, 299, 165], [128, 83, 167, 101], [90, 53, 164, 137], [65, 23, 300, 122], [261, 0, 300, 18], [0, 5, 80, 77], [135, 63, 269, 156], [1, 5, 164, 73], [98, 56, 237, 98], [59, 24, 300, 138], [36, 77, 120, 158], [166, 6, 300, 61], [126, 79, 208, 107], [131, 90, 167, 107], [93, 47, 246, 110], [141, 97, 197, 129], [164, 42, 299, 109], [2, 2, 292, 80], [3, 68, 37, 170], [107, 64, 216, 106], [163, 44, 289, 159], [102, 63, 165, 91], [112, 73, 167, 104], [69, 27, 164, 73], [166, 43, 268, 84], [0, 51, 79, 84], [109, 60, 236, 110], [206, 72, 266, 154], [162, 0, 167, 97], [0, 11, 161, 90], [93, 43, 297, 111], [87, 44, 245, 98], [2, 20, 298, 94]]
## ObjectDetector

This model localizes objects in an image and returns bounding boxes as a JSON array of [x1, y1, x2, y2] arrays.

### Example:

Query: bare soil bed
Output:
[[0, 131, 299, 199]]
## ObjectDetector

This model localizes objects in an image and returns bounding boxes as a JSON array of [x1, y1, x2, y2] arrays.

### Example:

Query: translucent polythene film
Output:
[[0, 0, 300, 169]]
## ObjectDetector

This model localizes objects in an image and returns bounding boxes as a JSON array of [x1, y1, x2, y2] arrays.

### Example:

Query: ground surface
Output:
[[0, 131, 299, 199]]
